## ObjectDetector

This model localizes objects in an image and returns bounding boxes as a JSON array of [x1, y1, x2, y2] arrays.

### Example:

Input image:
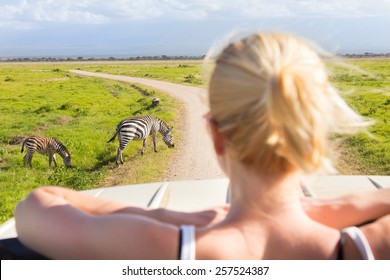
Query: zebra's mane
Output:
[[156, 117, 171, 133], [158, 118, 169, 129], [52, 138, 70, 156]]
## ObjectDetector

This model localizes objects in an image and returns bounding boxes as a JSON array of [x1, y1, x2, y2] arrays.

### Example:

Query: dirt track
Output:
[[70, 70, 225, 181]]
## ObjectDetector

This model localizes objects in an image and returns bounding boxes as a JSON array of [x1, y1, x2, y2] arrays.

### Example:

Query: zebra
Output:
[[107, 115, 174, 165], [21, 136, 72, 168]]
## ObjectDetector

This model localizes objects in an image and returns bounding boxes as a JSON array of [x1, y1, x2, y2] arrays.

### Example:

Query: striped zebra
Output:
[[107, 115, 174, 165], [21, 136, 72, 168]]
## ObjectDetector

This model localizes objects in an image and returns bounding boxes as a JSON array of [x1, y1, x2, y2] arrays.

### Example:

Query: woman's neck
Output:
[[225, 162, 306, 222]]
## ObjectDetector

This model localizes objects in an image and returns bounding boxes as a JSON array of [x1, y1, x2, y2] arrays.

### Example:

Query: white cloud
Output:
[[286, 0, 368, 17], [0, 1, 26, 20], [31, 0, 110, 23], [107, 0, 162, 20], [1, 0, 390, 29], [0, 0, 109, 28], [32, 7, 109, 24], [156, 0, 390, 19], [195, 0, 390, 18]]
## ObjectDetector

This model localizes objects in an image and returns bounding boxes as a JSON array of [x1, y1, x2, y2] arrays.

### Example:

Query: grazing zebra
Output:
[[21, 136, 72, 168], [108, 115, 174, 165]]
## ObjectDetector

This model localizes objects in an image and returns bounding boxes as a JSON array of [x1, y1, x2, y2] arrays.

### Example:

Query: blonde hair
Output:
[[206, 32, 368, 174]]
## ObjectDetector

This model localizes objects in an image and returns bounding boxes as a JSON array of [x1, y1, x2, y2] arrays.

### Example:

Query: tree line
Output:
[[2, 53, 390, 62], [0, 55, 205, 62]]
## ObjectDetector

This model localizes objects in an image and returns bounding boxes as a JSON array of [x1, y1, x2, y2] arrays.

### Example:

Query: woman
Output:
[[15, 32, 390, 259]]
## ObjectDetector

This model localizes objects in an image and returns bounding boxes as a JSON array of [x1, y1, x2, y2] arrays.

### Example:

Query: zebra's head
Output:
[[63, 152, 72, 168], [163, 127, 174, 148]]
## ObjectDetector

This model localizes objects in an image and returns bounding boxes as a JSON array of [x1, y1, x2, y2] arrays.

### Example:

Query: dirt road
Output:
[[70, 70, 225, 181]]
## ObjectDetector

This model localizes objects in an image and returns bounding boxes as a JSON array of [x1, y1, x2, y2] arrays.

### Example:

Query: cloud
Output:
[[0, 0, 110, 28], [0, 1, 25, 20], [108, 0, 163, 20], [1, 0, 390, 30], [154, 0, 390, 19], [32, 8, 109, 24], [285, 0, 386, 17], [195, 0, 390, 18]]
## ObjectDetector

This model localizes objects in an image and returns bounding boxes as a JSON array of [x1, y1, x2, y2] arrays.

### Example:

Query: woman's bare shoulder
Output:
[[361, 214, 390, 260], [195, 227, 244, 259]]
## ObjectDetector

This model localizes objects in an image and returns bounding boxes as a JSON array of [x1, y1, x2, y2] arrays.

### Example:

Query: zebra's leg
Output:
[[52, 154, 57, 167], [48, 152, 57, 168], [152, 132, 157, 153], [116, 134, 124, 165], [28, 156, 33, 168], [23, 153, 28, 167], [141, 139, 147, 155], [116, 137, 131, 165], [116, 147, 123, 166], [26, 152, 34, 168], [116, 148, 124, 165]]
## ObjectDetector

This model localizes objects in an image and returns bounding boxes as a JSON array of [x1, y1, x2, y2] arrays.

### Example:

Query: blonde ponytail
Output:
[[268, 64, 328, 173]]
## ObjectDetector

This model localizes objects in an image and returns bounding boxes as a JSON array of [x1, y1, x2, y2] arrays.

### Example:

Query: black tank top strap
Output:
[[337, 231, 347, 260]]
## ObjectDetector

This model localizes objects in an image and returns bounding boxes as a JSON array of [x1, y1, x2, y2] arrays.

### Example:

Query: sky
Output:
[[1, 0, 390, 58]]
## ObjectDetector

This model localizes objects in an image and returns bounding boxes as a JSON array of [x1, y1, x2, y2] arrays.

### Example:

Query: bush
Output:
[[4, 76, 15, 82], [34, 105, 52, 114]]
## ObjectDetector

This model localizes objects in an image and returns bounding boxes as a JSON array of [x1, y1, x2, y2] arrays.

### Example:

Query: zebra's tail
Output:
[[107, 131, 117, 143], [21, 138, 27, 153]]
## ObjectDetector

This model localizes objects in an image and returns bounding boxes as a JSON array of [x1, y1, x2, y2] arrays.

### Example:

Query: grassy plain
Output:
[[0, 62, 183, 223], [0, 59, 389, 223], [68, 60, 204, 86], [327, 59, 390, 175]]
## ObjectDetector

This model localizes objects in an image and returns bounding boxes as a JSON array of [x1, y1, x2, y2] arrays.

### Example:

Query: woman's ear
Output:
[[209, 121, 225, 155]]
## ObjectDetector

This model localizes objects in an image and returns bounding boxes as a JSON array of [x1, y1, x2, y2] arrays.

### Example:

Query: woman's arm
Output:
[[14, 186, 228, 258], [18, 186, 224, 225], [302, 188, 390, 229], [23, 186, 228, 227], [14, 187, 179, 259]]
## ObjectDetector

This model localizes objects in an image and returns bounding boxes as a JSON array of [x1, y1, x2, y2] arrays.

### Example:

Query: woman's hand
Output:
[[145, 205, 230, 227], [301, 188, 390, 229]]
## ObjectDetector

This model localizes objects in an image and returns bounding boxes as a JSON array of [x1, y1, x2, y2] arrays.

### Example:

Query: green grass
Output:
[[68, 60, 204, 86], [0, 62, 181, 223], [327, 59, 390, 175]]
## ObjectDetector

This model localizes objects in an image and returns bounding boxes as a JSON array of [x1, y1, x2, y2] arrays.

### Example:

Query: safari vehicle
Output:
[[0, 175, 388, 259]]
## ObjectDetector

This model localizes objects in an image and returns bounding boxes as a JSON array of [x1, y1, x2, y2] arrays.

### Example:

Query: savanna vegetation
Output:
[[327, 59, 390, 175], [74, 60, 204, 86], [0, 62, 183, 223], [0, 59, 389, 223]]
